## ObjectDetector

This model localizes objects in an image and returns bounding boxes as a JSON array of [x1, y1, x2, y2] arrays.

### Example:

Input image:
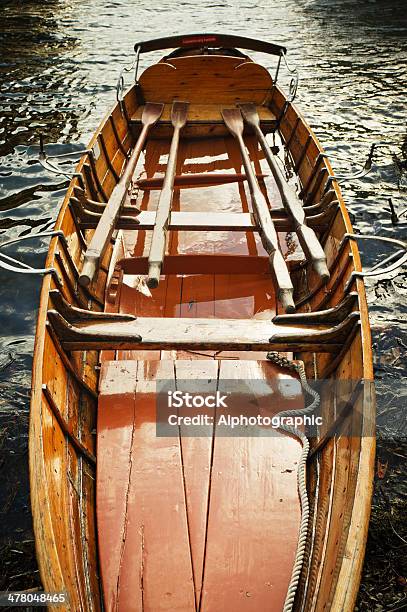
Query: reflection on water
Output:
[[0, 0, 406, 603]]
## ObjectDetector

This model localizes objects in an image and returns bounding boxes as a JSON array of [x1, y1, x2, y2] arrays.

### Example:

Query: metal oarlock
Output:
[[38, 134, 90, 179], [116, 50, 140, 109], [342, 233, 407, 289], [0, 231, 64, 287], [322, 147, 377, 194]]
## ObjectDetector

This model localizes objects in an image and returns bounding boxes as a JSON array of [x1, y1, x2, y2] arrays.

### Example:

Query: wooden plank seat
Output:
[[72, 207, 338, 233], [47, 309, 360, 352], [50, 288, 358, 327]]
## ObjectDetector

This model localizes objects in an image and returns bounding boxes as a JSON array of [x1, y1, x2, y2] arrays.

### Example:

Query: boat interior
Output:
[[29, 35, 375, 611]]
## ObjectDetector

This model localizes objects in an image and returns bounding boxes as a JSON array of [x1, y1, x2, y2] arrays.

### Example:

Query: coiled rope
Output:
[[266, 351, 320, 612]]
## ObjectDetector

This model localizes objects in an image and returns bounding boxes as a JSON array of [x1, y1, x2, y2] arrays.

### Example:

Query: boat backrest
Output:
[[138, 56, 273, 105]]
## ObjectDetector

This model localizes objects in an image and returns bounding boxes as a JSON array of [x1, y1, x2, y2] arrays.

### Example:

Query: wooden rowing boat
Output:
[[29, 34, 375, 611]]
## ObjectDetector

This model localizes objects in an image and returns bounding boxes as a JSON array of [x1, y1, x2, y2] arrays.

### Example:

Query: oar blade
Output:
[[171, 101, 189, 128], [239, 103, 260, 128], [221, 108, 244, 138], [141, 102, 164, 126]]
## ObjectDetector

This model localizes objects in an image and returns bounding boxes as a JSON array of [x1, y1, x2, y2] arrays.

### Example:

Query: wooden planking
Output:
[[139, 56, 273, 104], [330, 383, 375, 610], [97, 360, 196, 611], [175, 360, 219, 607], [311, 341, 362, 610], [200, 359, 302, 611], [29, 80, 130, 609], [320, 336, 365, 610], [213, 273, 276, 360], [97, 361, 138, 610], [180, 273, 216, 319], [40, 393, 83, 610], [214, 273, 276, 320], [271, 81, 375, 612]]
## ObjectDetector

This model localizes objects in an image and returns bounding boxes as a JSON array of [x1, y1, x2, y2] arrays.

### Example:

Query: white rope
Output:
[[266, 351, 320, 612]]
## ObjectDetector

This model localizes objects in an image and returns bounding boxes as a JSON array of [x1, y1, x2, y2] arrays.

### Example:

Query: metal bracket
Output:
[[324, 143, 380, 192], [116, 51, 140, 111], [343, 233, 407, 289], [38, 135, 90, 179], [0, 230, 65, 286]]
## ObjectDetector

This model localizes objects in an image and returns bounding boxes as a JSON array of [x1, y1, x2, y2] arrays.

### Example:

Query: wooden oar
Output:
[[79, 102, 164, 287], [147, 101, 188, 289], [239, 103, 330, 281], [222, 108, 295, 312]]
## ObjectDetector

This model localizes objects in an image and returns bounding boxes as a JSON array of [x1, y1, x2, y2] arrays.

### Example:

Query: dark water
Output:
[[0, 0, 406, 608]]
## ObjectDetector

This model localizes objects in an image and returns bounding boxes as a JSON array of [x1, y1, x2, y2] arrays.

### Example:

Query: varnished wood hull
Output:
[[29, 40, 374, 612]]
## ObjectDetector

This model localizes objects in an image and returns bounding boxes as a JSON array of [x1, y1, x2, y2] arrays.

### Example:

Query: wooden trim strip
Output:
[[55, 251, 104, 310], [55, 236, 105, 308], [299, 153, 328, 199], [319, 322, 360, 379], [285, 117, 301, 150], [87, 152, 108, 202], [305, 167, 329, 206], [82, 163, 99, 201], [294, 249, 353, 310], [66, 206, 88, 252], [315, 255, 354, 310], [46, 323, 98, 399], [73, 173, 86, 191], [98, 134, 120, 183], [42, 384, 96, 465], [308, 381, 364, 460], [295, 135, 312, 173], [109, 115, 128, 158], [120, 97, 131, 126]]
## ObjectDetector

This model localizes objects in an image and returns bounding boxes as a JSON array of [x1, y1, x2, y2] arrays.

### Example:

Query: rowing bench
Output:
[[47, 290, 360, 353]]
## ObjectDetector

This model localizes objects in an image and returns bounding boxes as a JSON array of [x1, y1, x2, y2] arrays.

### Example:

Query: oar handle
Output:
[[269, 250, 296, 313], [147, 126, 181, 288], [296, 224, 330, 280], [80, 253, 99, 288]]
